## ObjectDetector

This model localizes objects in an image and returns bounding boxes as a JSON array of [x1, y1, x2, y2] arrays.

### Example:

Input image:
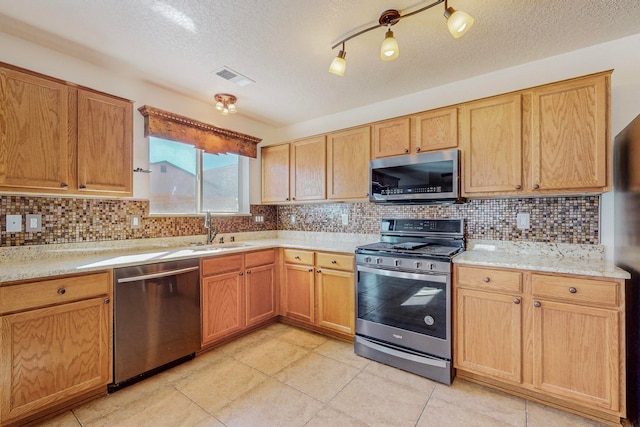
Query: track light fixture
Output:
[[328, 0, 475, 76], [214, 93, 237, 115]]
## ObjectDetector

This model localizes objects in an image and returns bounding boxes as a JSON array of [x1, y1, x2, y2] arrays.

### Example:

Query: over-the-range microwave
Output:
[[369, 149, 464, 204]]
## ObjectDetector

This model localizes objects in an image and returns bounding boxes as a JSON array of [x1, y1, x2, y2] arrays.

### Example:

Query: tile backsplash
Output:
[[1, 195, 599, 247]]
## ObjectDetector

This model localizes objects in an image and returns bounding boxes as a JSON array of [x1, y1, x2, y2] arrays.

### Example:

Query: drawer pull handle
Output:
[[103, 298, 110, 304], [57, 288, 66, 295], [569, 287, 577, 294], [534, 301, 541, 308], [513, 298, 521, 305], [483, 277, 490, 283], [331, 260, 337, 264], [295, 256, 301, 260]]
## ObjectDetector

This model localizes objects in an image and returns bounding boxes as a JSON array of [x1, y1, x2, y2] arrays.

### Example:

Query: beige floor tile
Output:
[[174, 356, 268, 414], [31, 410, 80, 427], [275, 352, 360, 402], [305, 406, 371, 427], [314, 339, 370, 369], [526, 401, 609, 427], [426, 379, 526, 427], [216, 378, 324, 427], [216, 329, 275, 356], [233, 336, 309, 375], [330, 371, 429, 426], [156, 350, 227, 384], [364, 360, 438, 394], [417, 396, 521, 427], [277, 327, 328, 349], [260, 321, 292, 336], [83, 386, 220, 427]]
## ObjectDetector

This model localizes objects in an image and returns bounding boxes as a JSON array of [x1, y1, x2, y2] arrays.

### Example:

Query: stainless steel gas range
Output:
[[354, 218, 464, 385]]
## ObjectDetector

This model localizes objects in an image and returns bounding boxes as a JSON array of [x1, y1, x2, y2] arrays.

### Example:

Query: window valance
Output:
[[138, 105, 262, 158]]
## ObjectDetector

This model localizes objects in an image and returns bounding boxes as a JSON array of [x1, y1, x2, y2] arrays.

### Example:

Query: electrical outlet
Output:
[[5, 215, 22, 233], [291, 214, 296, 224], [25, 214, 42, 232], [516, 212, 530, 229], [131, 215, 141, 228], [341, 213, 349, 225], [254, 215, 264, 223]]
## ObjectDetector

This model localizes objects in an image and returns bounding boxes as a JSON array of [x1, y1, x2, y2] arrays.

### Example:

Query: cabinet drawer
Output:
[[202, 254, 243, 277], [245, 249, 276, 268], [456, 266, 522, 294], [0, 271, 111, 314], [531, 274, 619, 307], [317, 252, 354, 271], [283, 249, 314, 265]]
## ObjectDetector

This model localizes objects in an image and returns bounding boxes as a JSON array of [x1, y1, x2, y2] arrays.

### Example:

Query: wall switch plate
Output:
[[341, 213, 349, 225], [6, 215, 22, 233], [291, 215, 296, 224], [516, 212, 530, 229], [131, 215, 141, 228], [25, 214, 42, 232]]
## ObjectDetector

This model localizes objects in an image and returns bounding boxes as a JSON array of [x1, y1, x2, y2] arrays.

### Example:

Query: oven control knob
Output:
[[424, 316, 435, 326], [394, 259, 401, 267], [376, 257, 383, 265], [364, 256, 372, 263]]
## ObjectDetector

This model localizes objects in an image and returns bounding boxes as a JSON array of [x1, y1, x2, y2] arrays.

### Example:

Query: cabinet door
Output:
[[261, 144, 290, 203], [372, 118, 410, 158], [532, 299, 620, 411], [327, 126, 370, 200], [283, 264, 315, 323], [290, 136, 326, 201], [411, 107, 458, 153], [77, 89, 132, 195], [316, 268, 354, 335], [201, 271, 245, 344], [530, 74, 609, 192], [460, 94, 523, 195], [455, 288, 522, 384], [0, 67, 70, 192], [245, 264, 276, 327], [0, 297, 111, 424]]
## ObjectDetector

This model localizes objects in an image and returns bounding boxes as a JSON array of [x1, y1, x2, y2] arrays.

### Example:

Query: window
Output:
[[149, 137, 249, 215]]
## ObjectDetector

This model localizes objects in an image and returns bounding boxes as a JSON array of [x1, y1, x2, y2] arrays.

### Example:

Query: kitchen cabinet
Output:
[[261, 143, 290, 203], [282, 249, 355, 337], [0, 63, 133, 196], [0, 272, 112, 426], [372, 117, 410, 158], [201, 250, 278, 346], [290, 136, 326, 201], [454, 265, 625, 424], [327, 126, 370, 200], [411, 106, 458, 153]]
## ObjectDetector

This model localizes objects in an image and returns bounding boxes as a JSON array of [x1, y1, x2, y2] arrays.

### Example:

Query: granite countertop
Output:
[[0, 231, 380, 284], [454, 240, 630, 279]]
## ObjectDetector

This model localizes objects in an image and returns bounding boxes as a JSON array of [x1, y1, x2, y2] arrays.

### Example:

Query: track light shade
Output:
[[329, 49, 347, 76], [444, 6, 474, 38], [380, 29, 399, 61]]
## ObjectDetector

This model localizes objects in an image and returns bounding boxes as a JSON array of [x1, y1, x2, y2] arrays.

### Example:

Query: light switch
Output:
[[516, 212, 530, 229], [341, 213, 349, 225], [6, 215, 22, 233], [26, 214, 42, 232], [131, 215, 141, 228]]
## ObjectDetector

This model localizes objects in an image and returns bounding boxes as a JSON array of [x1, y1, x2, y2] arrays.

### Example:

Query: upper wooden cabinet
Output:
[[372, 117, 410, 158], [261, 143, 290, 203], [0, 63, 133, 197], [327, 126, 370, 200], [290, 136, 326, 202], [411, 106, 458, 153]]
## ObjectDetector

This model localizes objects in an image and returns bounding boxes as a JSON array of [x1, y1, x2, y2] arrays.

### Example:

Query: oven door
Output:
[[356, 264, 451, 359]]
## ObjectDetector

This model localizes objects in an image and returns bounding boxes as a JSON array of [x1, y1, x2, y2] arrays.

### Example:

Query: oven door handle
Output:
[[356, 265, 447, 283], [356, 337, 448, 368]]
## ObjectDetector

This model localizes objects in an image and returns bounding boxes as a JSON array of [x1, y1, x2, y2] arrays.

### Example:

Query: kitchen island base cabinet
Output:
[[0, 272, 112, 427], [454, 265, 625, 426]]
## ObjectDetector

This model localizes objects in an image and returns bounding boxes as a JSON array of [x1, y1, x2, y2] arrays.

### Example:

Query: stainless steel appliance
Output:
[[614, 114, 640, 426], [369, 149, 463, 204], [109, 258, 201, 392], [355, 218, 464, 384]]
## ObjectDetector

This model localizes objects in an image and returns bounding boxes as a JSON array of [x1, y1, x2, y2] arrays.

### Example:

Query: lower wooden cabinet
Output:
[[201, 250, 277, 347], [454, 265, 625, 424], [282, 249, 355, 337], [0, 272, 112, 426]]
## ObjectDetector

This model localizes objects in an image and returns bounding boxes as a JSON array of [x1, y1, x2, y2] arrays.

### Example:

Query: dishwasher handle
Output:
[[116, 266, 200, 284]]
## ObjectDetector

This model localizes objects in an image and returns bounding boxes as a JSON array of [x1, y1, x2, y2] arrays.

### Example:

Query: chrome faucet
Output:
[[204, 211, 218, 245]]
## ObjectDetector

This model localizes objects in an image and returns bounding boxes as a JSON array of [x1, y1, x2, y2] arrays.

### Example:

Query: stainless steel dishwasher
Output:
[[109, 258, 200, 392]]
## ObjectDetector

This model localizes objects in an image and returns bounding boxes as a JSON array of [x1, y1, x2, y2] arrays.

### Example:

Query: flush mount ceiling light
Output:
[[328, 0, 475, 76], [214, 93, 237, 115]]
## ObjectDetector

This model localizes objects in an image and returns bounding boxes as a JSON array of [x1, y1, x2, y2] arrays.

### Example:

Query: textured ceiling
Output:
[[2, 0, 640, 127]]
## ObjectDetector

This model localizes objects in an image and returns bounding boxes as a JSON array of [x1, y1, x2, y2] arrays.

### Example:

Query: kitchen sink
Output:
[[188, 242, 251, 251]]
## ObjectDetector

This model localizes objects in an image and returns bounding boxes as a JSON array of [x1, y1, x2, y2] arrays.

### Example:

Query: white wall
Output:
[[0, 32, 276, 204], [274, 33, 640, 260]]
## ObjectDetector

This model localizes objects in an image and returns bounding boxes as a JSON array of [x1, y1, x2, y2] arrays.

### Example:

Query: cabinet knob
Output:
[[534, 301, 541, 307], [483, 277, 491, 283], [569, 287, 577, 294], [416, 147, 421, 152], [308, 268, 313, 272], [286, 197, 289, 201], [533, 184, 540, 190], [79, 184, 87, 189], [515, 185, 522, 190], [57, 288, 66, 295], [292, 197, 296, 200], [513, 298, 521, 305], [317, 269, 322, 273], [60, 182, 68, 188], [331, 260, 337, 264], [103, 298, 110, 305], [295, 256, 301, 260], [404, 148, 409, 153], [239, 272, 244, 276], [247, 270, 252, 274]]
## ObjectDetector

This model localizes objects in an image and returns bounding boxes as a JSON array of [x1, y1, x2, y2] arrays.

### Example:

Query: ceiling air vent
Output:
[[213, 66, 255, 87]]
